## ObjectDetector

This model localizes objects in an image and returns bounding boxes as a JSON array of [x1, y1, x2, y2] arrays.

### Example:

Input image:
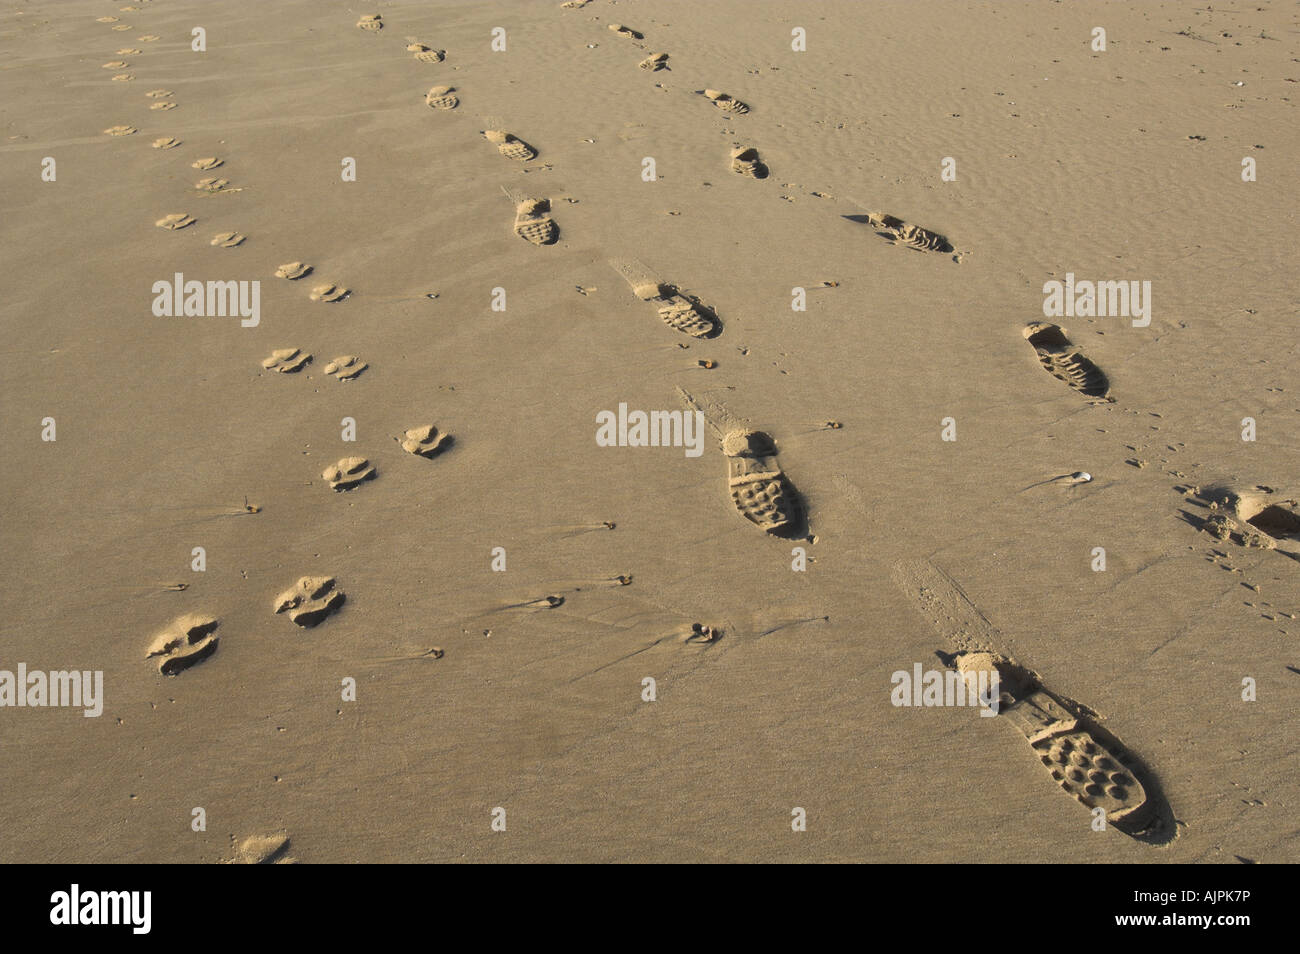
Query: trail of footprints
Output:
[[108, 5, 1272, 857]]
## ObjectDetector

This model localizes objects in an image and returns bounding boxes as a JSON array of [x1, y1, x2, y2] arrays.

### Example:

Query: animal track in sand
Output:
[[210, 231, 245, 248], [482, 129, 536, 161], [147, 614, 219, 675], [309, 283, 349, 303], [356, 14, 382, 31], [408, 42, 446, 63], [854, 211, 952, 253], [608, 24, 643, 39], [274, 576, 345, 627], [425, 85, 458, 109], [155, 213, 194, 230], [722, 429, 798, 535], [261, 348, 311, 373], [194, 176, 229, 192], [400, 424, 452, 458], [103, 125, 137, 136], [229, 833, 295, 864], [513, 197, 558, 245], [151, 136, 181, 149], [322, 457, 375, 492], [639, 52, 669, 71], [275, 261, 311, 280], [730, 145, 768, 178], [323, 355, 367, 381], [192, 157, 224, 170], [1023, 322, 1111, 401], [612, 260, 719, 338], [702, 89, 749, 114]]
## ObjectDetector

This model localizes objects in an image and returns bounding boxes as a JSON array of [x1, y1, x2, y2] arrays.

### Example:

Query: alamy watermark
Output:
[[50, 885, 150, 934], [152, 272, 260, 327], [595, 403, 706, 458], [891, 663, 1000, 717], [0, 664, 103, 717], [1043, 272, 1151, 327]]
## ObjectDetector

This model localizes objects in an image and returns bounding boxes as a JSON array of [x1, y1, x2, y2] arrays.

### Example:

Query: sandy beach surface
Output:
[[1, 0, 1298, 863]]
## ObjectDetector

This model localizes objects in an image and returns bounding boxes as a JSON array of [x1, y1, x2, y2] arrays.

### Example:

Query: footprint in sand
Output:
[[192, 157, 224, 170], [1023, 322, 1111, 401], [854, 211, 952, 253], [210, 231, 245, 248], [155, 213, 195, 230], [145, 89, 173, 98], [309, 283, 350, 303], [425, 85, 458, 109], [96, 16, 119, 22], [730, 145, 768, 178], [261, 348, 311, 373], [275, 261, 311, 280], [613, 261, 719, 338], [147, 614, 219, 675], [1197, 484, 1300, 550], [408, 42, 446, 63], [111, 25, 131, 32], [137, 35, 160, 42], [639, 52, 669, 71], [104, 125, 137, 136], [702, 89, 749, 114], [322, 457, 375, 492], [482, 129, 536, 162], [151, 137, 181, 149], [228, 833, 296, 865], [110, 74, 133, 82], [102, 61, 129, 69], [608, 24, 644, 39], [116, 49, 141, 55], [150, 101, 177, 111], [513, 197, 558, 245], [560, 0, 591, 8], [356, 14, 382, 31], [401, 424, 452, 458], [323, 355, 367, 381], [723, 429, 800, 535], [954, 652, 1165, 839], [274, 576, 345, 626], [195, 176, 229, 192]]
